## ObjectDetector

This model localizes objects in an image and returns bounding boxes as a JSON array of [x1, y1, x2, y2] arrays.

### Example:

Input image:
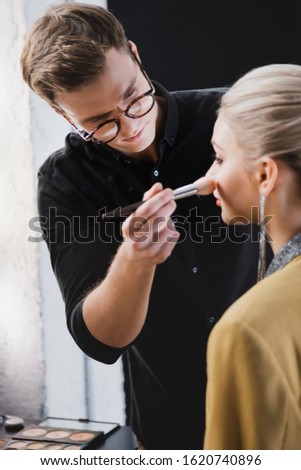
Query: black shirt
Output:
[[38, 82, 263, 449]]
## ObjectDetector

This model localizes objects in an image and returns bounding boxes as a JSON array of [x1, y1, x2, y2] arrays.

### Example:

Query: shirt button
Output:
[[170, 136, 175, 143], [153, 170, 159, 177], [209, 316, 215, 324], [192, 267, 198, 273]]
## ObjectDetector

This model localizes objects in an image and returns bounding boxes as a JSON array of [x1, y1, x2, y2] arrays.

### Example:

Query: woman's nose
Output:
[[206, 161, 217, 178]]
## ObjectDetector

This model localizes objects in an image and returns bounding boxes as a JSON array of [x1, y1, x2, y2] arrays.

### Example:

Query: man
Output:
[[21, 3, 261, 449]]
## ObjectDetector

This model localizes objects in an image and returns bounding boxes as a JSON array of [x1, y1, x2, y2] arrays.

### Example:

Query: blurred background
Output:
[[109, 0, 301, 90], [0, 0, 299, 426]]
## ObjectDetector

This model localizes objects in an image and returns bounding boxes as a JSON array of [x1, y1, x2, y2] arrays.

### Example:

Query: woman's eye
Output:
[[214, 155, 223, 165]]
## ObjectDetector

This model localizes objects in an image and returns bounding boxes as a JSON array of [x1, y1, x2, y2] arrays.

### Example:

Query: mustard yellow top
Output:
[[204, 255, 301, 450]]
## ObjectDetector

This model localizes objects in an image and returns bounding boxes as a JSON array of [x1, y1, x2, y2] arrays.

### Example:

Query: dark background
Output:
[[108, 0, 301, 91], [107, 0, 301, 425]]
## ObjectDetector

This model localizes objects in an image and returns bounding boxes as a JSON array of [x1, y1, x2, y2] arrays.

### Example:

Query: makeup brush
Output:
[[101, 176, 216, 219]]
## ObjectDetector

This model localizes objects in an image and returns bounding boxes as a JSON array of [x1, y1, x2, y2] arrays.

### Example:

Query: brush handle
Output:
[[101, 177, 214, 219], [102, 200, 144, 219], [173, 183, 197, 200]]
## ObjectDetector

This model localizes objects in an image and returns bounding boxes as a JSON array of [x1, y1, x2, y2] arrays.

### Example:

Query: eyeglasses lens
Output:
[[93, 94, 154, 143]]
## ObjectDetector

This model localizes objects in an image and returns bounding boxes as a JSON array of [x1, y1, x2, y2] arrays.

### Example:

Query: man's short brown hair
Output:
[[20, 3, 129, 104]]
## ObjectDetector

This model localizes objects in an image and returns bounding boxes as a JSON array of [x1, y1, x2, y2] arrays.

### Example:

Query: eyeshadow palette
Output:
[[39, 417, 119, 436], [7, 425, 105, 450]]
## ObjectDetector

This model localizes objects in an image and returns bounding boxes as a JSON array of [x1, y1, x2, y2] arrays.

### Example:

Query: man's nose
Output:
[[119, 114, 140, 135]]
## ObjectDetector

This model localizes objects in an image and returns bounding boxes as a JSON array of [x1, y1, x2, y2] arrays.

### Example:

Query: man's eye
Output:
[[86, 117, 106, 126], [124, 86, 139, 103]]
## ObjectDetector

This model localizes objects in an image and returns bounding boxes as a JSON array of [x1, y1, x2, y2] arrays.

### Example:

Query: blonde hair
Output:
[[20, 3, 129, 104], [220, 64, 301, 182]]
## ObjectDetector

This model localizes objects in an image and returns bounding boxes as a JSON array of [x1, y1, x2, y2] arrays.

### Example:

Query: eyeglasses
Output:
[[56, 53, 155, 144]]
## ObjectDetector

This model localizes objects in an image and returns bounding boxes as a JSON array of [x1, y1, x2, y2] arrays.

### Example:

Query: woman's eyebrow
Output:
[[211, 139, 224, 151]]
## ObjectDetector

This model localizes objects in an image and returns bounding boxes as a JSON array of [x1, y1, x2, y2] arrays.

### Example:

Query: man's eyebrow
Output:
[[81, 76, 137, 124]]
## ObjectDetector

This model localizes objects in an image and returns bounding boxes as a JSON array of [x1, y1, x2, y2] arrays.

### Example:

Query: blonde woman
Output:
[[204, 64, 301, 449]]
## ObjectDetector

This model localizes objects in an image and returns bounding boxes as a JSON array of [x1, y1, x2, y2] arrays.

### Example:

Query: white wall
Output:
[[0, 0, 44, 418], [0, 0, 125, 425]]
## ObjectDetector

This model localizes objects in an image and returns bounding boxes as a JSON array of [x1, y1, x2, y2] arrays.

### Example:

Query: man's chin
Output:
[[125, 134, 155, 154]]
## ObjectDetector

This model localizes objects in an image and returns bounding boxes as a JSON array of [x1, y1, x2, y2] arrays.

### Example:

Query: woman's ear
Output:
[[255, 157, 279, 196], [128, 40, 141, 62]]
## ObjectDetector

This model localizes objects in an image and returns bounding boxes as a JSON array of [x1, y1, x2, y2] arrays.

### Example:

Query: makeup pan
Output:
[[0, 438, 10, 449], [5, 440, 33, 449], [22, 427, 47, 438], [8, 425, 105, 450], [4, 439, 83, 450]]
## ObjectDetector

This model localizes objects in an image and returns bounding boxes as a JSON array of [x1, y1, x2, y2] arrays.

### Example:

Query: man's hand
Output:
[[122, 183, 180, 266]]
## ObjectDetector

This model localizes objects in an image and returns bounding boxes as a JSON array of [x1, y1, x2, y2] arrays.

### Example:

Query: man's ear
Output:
[[128, 40, 141, 62], [255, 157, 279, 196]]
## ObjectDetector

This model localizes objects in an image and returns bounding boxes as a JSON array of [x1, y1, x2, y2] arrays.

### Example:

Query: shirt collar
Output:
[[266, 231, 301, 277], [152, 80, 179, 149]]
